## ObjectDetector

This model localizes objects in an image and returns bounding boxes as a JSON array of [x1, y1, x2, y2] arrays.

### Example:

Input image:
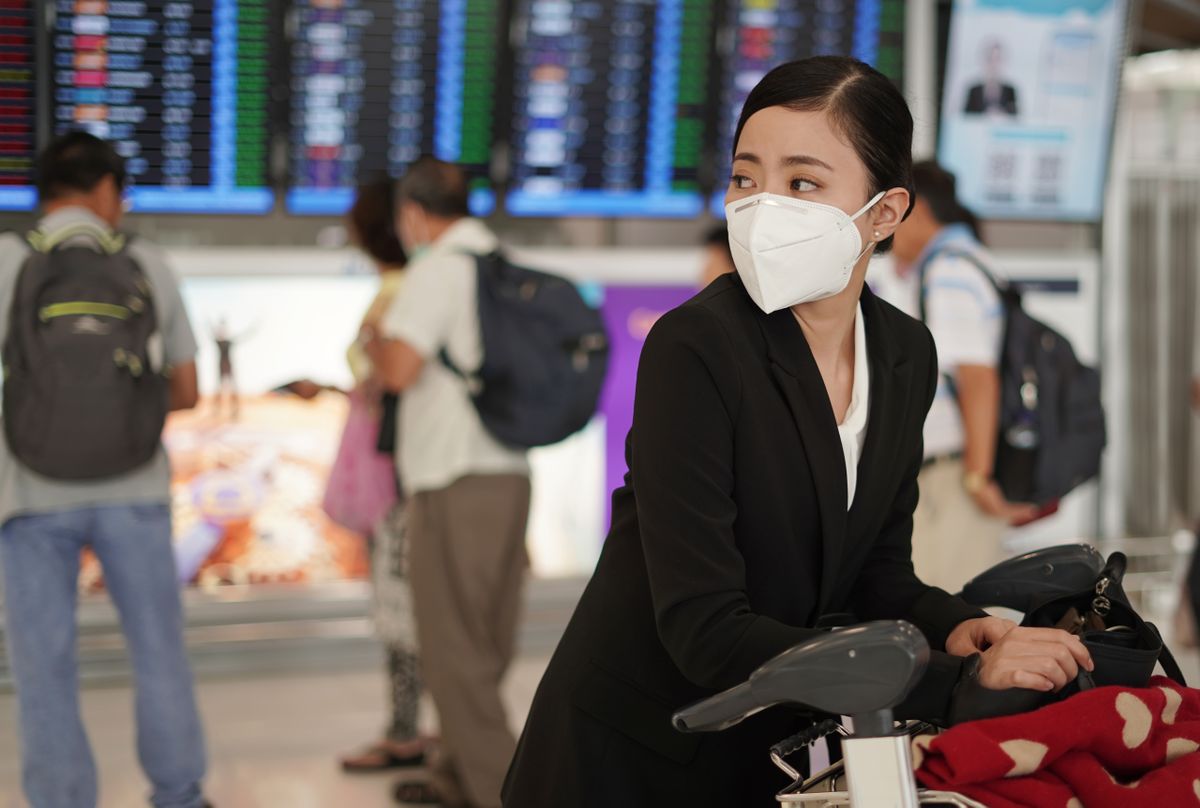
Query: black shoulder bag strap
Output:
[[1148, 623, 1188, 685]]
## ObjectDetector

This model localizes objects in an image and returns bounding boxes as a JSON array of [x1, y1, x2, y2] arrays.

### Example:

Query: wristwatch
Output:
[[963, 470, 989, 496]]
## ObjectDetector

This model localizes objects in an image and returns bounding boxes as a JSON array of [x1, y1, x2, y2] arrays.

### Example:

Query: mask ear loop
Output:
[[848, 192, 888, 264], [849, 190, 888, 222]]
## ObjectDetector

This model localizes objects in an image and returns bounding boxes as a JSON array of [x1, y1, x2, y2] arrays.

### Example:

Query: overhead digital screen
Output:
[[286, 0, 502, 217], [711, 0, 906, 215], [0, 0, 36, 211], [50, 0, 274, 214], [505, 0, 719, 218]]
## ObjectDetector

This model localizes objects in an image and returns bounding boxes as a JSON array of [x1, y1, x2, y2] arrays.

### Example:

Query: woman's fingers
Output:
[[978, 617, 1018, 646], [979, 630, 1091, 692], [1000, 627, 1095, 670], [1008, 668, 1057, 692]]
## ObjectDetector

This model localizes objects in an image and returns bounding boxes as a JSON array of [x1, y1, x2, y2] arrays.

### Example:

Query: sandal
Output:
[[393, 780, 442, 805], [341, 743, 426, 773]]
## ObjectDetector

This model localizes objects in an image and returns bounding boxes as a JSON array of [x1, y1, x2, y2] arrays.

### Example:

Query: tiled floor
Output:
[[0, 654, 552, 808]]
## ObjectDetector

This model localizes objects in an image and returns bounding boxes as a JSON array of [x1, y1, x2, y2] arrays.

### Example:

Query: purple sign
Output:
[[599, 285, 695, 531]]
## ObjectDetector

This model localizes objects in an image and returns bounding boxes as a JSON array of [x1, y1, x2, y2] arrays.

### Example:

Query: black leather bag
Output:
[[1022, 551, 1185, 690], [949, 552, 1185, 725]]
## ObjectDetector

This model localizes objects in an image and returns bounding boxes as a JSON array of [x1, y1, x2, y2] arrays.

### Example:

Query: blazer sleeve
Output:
[[631, 305, 820, 692]]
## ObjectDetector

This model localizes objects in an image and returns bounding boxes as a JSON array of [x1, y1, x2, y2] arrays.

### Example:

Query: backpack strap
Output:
[[435, 250, 498, 391], [915, 246, 1006, 323], [26, 221, 127, 256]]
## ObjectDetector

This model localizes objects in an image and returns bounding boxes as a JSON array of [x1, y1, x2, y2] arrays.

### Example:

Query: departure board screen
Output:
[[286, 0, 502, 217], [51, 0, 274, 214], [712, 0, 905, 215], [0, 0, 36, 211], [505, 0, 719, 218]]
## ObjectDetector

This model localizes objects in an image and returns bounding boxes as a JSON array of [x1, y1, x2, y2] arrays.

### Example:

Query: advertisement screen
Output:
[[938, 0, 1129, 221]]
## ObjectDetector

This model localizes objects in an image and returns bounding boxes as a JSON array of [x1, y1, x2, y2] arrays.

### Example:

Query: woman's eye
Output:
[[731, 174, 754, 190], [791, 178, 817, 192]]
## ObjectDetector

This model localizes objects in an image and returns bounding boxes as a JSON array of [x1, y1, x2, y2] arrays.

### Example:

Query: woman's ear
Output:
[[870, 188, 911, 244]]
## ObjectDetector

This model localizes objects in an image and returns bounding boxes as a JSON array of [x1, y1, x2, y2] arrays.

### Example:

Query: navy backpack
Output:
[[441, 251, 609, 449], [920, 249, 1106, 505]]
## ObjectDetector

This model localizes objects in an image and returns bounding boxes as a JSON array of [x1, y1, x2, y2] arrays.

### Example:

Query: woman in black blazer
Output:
[[503, 57, 1090, 808]]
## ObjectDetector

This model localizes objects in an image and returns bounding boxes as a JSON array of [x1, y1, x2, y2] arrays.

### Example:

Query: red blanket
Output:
[[914, 678, 1200, 807]]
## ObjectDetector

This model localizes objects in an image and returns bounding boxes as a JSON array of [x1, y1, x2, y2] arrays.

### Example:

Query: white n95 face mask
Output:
[[726, 191, 885, 313]]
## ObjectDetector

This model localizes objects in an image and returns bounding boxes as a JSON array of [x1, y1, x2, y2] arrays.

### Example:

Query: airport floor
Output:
[[3, 641, 1198, 807], [0, 654, 552, 808]]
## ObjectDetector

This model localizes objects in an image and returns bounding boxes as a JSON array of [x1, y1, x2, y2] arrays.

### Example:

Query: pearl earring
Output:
[[873, 230, 881, 240]]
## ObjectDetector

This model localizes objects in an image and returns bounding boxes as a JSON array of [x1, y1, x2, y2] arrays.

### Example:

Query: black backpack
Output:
[[2, 223, 168, 480], [441, 251, 609, 449], [919, 248, 1106, 505]]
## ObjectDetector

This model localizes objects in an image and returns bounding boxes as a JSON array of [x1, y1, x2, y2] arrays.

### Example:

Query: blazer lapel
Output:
[[760, 309, 848, 615], [847, 288, 913, 547]]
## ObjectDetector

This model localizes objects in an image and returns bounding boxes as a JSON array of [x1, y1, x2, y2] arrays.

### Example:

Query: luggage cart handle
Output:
[[959, 543, 1104, 611], [673, 621, 929, 736]]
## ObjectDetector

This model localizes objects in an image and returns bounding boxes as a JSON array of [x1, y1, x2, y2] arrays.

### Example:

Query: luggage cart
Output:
[[673, 545, 1105, 807]]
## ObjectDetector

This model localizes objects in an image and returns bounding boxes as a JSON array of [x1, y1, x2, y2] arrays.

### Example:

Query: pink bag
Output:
[[322, 389, 399, 535]]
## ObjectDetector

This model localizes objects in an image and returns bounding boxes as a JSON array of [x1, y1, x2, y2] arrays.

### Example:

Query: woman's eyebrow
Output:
[[781, 155, 833, 171], [732, 152, 761, 164]]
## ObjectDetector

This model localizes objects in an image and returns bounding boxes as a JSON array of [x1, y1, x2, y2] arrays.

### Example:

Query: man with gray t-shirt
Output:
[[0, 133, 207, 808]]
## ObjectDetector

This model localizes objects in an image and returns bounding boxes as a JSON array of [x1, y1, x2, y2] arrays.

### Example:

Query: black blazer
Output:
[[964, 83, 1019, 116], [503, 275, 983, 808]]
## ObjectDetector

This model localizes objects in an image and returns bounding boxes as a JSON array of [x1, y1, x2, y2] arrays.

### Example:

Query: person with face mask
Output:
[[878, 161, 1037, 593], [502, 57, 1092, 808], [367, 157, 530, 808]]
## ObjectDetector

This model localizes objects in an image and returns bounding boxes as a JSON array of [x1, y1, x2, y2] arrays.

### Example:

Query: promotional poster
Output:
[[939, 0, 1129, 221]]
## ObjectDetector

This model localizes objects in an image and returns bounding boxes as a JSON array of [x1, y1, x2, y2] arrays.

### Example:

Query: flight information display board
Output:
[[50, 0, 274, 214], [711, 0, 905, 215], [286, 0, 502, 216], [505, 0, 719, 217], [0, 0, 36, 211]]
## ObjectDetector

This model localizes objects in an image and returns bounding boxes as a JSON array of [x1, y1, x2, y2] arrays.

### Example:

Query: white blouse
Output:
[[836, 304, 870, 509]]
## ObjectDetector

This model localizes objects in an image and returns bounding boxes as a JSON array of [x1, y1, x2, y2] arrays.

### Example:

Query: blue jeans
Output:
[[0, 503, 206, 808]]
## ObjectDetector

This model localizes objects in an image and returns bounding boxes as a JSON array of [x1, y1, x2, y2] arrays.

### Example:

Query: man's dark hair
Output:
[[704, 225, 733, 262], [734, 56, 914, 254], [911, 160, 984, 242], [396, 156, 470, 219], [36, 131, 127, 202]]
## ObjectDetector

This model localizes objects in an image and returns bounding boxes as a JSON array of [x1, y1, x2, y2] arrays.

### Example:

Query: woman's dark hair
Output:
[[911, 160, 984, 243], [348, 177, 407, 268], [733, 56, 914, 253], [36, 131, 127, 202]]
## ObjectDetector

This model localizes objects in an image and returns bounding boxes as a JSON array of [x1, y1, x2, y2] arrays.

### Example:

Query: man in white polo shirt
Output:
[[369, 157, 529, 808], [874, 161, 1036, 592]]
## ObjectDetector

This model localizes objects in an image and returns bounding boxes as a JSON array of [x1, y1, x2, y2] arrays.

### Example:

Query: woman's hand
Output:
[[948, 617, 1094, 692], [978, 627, 1093, 692], [946, 616, 1016, 656]]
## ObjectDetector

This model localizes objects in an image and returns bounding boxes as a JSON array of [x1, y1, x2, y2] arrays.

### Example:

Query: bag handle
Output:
[[1147, 623, 1188, 686]]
